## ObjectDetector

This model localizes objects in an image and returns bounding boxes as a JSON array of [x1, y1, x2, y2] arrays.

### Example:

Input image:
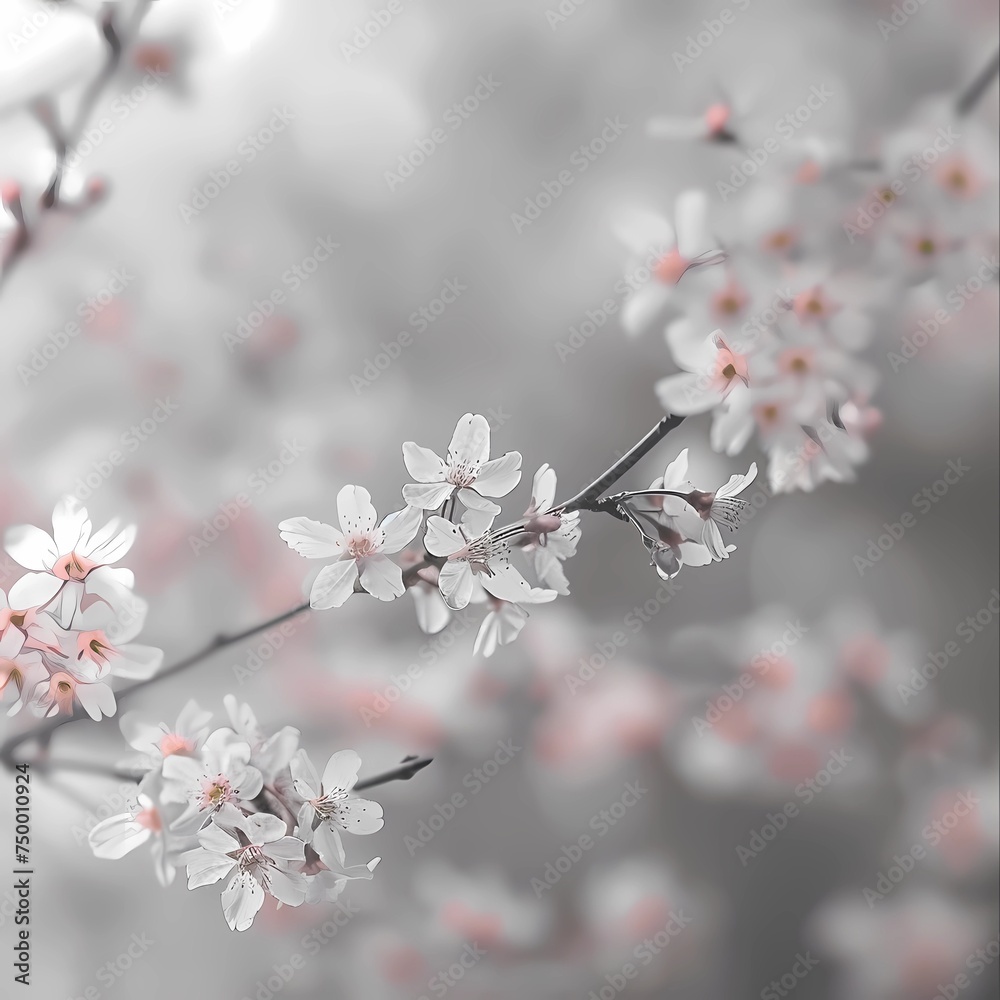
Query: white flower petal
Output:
[[402, 442, 447, 483], [88, 813, 151, 859], [473, 452, 522, 498], [222, 872, 265, 931], [423, 517, 466, 558], [447, 413, 491, 470], [7, 573, 62, 609], [4, 525, 58, 571], [656, 373, 723, 415], [290, 749, 322, 800], [359, 554, 404, 602], [438, 561, 474, 610], [336, 485, 377, 536], [51, 497, 91, 554], [402, 481, 455, 510], [322, 749, 361, 793], [278, 517, 344, 558], [333, 797, 384, 835], [378, 506, 422, 554], [309, 560, 358, 610]]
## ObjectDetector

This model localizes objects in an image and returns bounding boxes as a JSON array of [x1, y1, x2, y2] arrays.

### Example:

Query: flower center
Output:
[[198, 775, 234, 810], [917, 238, 936, 255], [312, 788, 350, 819], [446, 462, 478, 488], [136, 807, 162, 832], [346, 533, 377, 559], [654, 249, 689, 285], [159, 732, 195, 757], [52, 551, 98, 581]]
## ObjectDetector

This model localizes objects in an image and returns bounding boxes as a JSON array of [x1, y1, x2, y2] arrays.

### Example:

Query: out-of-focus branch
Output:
[[956, 47, 1000, 116], [0, 0, 153, 288]]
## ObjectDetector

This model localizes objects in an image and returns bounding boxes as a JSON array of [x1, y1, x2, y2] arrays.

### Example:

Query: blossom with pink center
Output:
[[181, 806, 307, 932], [118, 699, 213, 780], [290, 748, 383, 868], [0, 649, 47, 717], [161, 727, 263, 831], [69, 599, 162, 681], [657, 321, 751, 416], [400, 413, 522, 534], [671, 462, 757, 561], [223, 694, 300, 783], [279, 485, 422, 608], [29, 668, 116, 720], [423, 516, 557, 611], [89, 792, 176, 886], [615, 191, 727, 334], [3, 497, 138, 625], [520, 464, 581, 596]]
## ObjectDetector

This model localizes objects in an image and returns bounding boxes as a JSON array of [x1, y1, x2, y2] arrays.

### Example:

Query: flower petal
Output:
[[88, 813, 151, 859], [423, 517, 466, 558], [5, 525, 58, 571], [278, 517, 344, 559], [8, 573, 62, 609], [378, 506, 423, 554], [438, 561, 474, 610], [402, 442, 447, 483], [402, 481, 455, 510], [309, 560, 358, 609], [359, 554, 405, 602], [222, 872, 265, 931], [473, 452, 522, 498], [322, 749, 361, 793], [336, 485, 377, 536]]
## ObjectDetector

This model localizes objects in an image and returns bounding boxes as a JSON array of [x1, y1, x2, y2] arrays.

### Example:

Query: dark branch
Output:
[[957, 47, 1000, 116]]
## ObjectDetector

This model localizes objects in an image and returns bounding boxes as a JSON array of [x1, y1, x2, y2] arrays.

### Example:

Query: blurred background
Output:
[[0, 0, 997, 998]]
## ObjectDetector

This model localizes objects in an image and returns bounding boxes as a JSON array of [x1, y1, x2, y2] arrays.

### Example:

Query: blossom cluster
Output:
[[0, 498, 162, 720], [621, 85, 997, 493], [89, 696, 383, 932], [278, 413, 757, 654]]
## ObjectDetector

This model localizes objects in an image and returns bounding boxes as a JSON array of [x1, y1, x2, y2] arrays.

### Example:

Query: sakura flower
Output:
[[89, 792, 176, 886], [278, 486, 422, 608], [656, 321, 751, 416], [223, 694, 300, 783], [400, 552, 453, 635], [401, 413, 522, 534], [615, 190, 727, 334], [621, 450, 726, 578], [301, 853, 381, 905], [290, 748, 383, 867], [672, 463, 758, 561], [0, 648, 47, 717], [519, 464, 581, 596], [647, 101, 737, 142], [3, 497, 138, 624], [0, 580, 61, 654], [473, 599, 529, 658], [117, 699, 214, 779], [161, 728, 264, 831], [423, 517, 557, 611], [69, 599, 163, 682], [29, 668, 116, 721], [181, 806, 307, 932]]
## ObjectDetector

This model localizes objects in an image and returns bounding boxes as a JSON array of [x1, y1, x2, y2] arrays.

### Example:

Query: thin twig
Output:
[[956, 47, 1000, 116]]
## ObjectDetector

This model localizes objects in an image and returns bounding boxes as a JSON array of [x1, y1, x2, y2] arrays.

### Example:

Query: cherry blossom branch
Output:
[[0, 0, 152, 289], [0, 601, 311, 768], [555, 413, 686, 514], [956, 47, 1000, 116]]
